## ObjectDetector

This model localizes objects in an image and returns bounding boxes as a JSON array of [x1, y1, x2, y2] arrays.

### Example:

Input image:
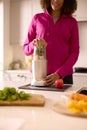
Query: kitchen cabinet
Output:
[[73, 0, 87, 21], [73, 73, 87, 86], [10, 0, 32, 45], [10, 0, 42, 45]]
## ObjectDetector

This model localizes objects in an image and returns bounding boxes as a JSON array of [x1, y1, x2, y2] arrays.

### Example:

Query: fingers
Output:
[[45, 75, 55, 86], [45, 73, 60, 86], [34, 38, 47, 48]]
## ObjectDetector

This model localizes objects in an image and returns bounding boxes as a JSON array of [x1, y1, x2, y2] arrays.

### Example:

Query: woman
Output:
[[23, 0, 80, 86]]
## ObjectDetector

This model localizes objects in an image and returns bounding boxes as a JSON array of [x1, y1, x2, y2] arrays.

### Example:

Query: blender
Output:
[[31, 45, 47, 86]]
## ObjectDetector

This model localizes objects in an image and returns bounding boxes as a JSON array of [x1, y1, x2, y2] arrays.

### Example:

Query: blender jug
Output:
[[31, 46, 47, 86]]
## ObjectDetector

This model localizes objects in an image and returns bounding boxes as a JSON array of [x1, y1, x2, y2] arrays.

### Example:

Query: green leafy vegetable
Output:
[[0, 87, 31, 101]]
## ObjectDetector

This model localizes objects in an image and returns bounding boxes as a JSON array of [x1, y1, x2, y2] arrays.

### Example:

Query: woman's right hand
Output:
[[44, 73, 61, 86], [33, 38, 47, 48]]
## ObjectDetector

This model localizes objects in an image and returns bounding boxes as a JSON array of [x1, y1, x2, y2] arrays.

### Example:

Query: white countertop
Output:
[[0, 70, 87, 130]]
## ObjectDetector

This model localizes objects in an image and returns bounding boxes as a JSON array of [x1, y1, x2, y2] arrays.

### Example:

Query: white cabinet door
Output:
[[73, 0, 87, 21], [31, 0, 42, 15], [10, 0, 32, 45], [10, 0, 42, 45], [73, 73, 87, 86]]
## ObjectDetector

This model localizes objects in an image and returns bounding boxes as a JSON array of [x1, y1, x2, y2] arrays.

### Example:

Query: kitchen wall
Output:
[[0, 1, 4, 70], [1, 0, 87, 70], [0, 0, 13, 70]]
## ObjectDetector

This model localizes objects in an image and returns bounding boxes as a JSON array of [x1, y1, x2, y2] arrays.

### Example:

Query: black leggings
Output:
[[63, 75, 73, 84]]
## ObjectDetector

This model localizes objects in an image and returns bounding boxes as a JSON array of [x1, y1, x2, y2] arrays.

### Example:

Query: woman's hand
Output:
[[44, 73, 61, 86], [33, 38, 47, 48]]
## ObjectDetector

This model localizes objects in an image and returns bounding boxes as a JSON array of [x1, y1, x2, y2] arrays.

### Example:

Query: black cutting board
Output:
[[18, 84, 72, 92]]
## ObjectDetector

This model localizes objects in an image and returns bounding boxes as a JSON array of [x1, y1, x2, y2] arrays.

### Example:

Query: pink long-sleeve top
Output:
[[23, 10, 80, 78]]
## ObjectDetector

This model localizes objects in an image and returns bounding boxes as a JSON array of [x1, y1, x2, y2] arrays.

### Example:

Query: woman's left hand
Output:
[[44, 73, 60, 86]]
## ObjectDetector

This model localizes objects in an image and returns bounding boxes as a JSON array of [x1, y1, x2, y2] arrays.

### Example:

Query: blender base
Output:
[[31, 79, 46, 86]]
